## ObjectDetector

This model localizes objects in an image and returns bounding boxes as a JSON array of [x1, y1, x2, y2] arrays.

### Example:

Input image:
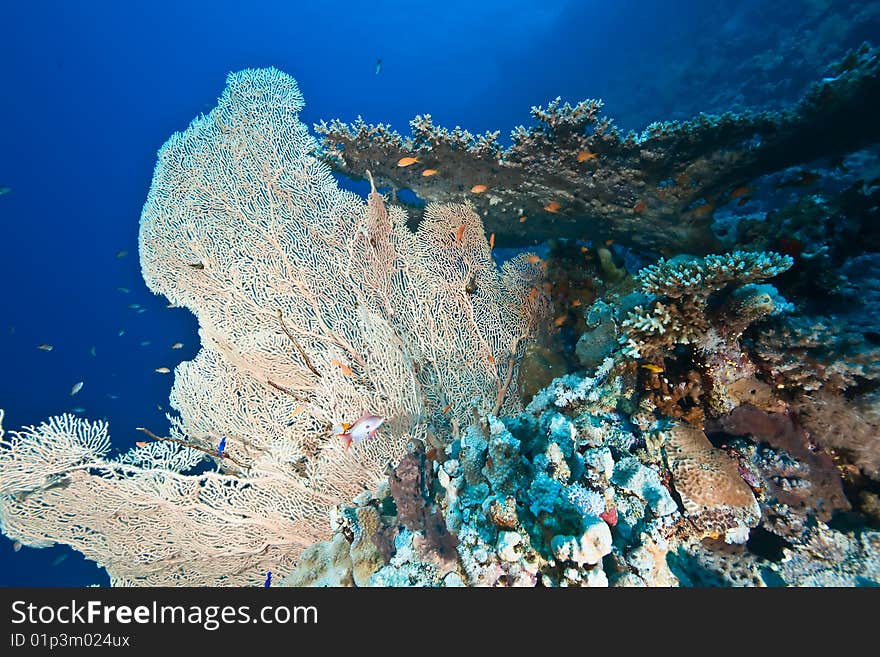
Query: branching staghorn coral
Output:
[[316, 44, 880, 253], [0, 68, 545, 585]]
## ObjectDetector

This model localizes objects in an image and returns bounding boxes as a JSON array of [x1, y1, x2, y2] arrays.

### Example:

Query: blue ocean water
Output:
[[0, 0, 875, 586]]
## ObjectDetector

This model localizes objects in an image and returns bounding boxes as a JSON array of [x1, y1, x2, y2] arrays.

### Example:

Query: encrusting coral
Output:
[[0, 69, 545, 585]]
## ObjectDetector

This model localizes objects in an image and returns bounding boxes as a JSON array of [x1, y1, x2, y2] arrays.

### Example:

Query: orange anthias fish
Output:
[[489, 233, 495, 249], [577, 150, 597, 162], [471, 184, 488, 193], [518, 216, 527, 223], [690, 203, 715, 218], [455, 224, 466, 243], [730, 186, 751, 199], [397, 156, 419, 167], [422, 168, 438, 177], [544, 201, 561, 213], [553, 315, 567, 327], [525, 254, 542, 264], [640, 363, 664, 373], [331, 359, 354, 376], [333, 414, 385, 452], [633, 201, 646, 213]]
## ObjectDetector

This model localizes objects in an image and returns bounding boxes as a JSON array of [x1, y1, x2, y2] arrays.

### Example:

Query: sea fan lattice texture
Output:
[[0, 68, 542, 585]]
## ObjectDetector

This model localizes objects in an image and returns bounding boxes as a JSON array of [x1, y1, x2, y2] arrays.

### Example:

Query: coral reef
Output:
[[709, 404, 851, 544], [662, 423, 761, 543], [0, 69, 544, 585], [283, 363, 769, 587], [317, 44, 880, 253], [607, 2, 880, 125], [3, 39, 879, 589], [772, 526, 880, 586], [792, 389, 880, 481], [748, 314, 880, 392], [620, 250, 792, 416]]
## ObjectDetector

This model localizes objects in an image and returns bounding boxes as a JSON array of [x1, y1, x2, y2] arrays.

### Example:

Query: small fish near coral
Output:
[[333, 414, 385, 452]]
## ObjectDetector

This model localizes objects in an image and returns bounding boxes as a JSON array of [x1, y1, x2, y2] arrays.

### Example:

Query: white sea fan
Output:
[[0, 68, 542, 585]]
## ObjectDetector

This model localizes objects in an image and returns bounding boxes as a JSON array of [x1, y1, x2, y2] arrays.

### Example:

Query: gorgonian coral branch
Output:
[[0, 67, 545, 585]]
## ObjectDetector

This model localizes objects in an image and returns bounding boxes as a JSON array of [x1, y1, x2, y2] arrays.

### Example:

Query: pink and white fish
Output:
[[333, 414, 385, 452]]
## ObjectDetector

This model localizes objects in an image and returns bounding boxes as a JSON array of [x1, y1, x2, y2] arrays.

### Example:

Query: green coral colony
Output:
[[2, 44, 880, 587]]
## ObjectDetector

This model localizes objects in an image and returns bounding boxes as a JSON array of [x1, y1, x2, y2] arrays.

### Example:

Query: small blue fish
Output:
[[375, 58, 382, 75], [264, 571, 272, 588], [218, 436, 227, 456]]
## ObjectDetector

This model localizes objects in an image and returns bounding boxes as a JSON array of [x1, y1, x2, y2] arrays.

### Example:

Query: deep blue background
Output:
[[0, 0, 874, 585]]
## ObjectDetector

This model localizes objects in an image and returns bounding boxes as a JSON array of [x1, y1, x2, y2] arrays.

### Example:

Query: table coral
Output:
[[316, 44, 880, 253], [620, 250, 792, 359]]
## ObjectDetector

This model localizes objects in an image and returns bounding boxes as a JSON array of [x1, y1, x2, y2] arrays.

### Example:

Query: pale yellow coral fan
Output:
[[0, 68, 542, 585]]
